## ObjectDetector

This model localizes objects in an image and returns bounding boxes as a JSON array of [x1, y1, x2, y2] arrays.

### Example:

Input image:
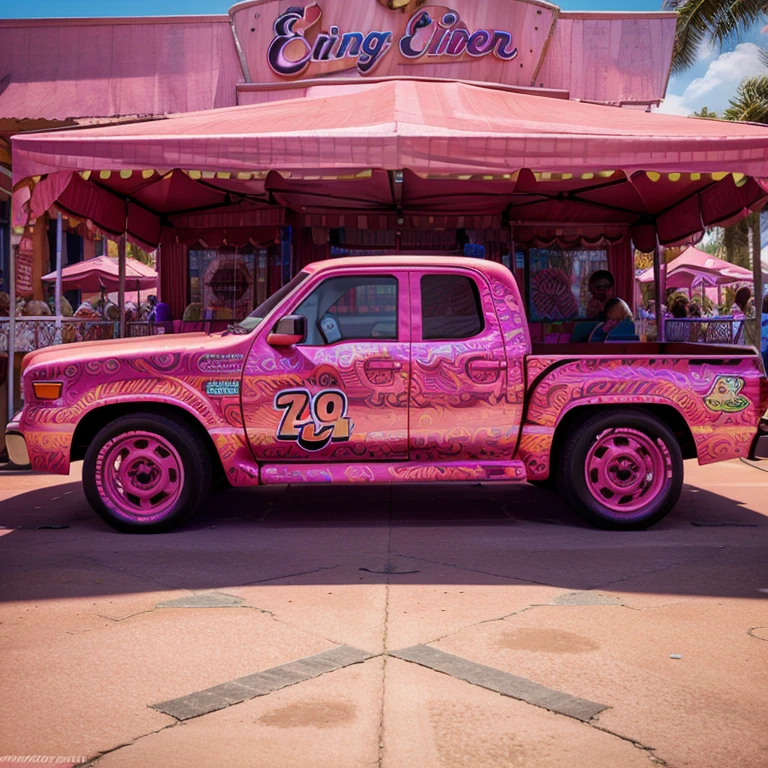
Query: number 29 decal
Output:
[[274, 388, 354, 451]]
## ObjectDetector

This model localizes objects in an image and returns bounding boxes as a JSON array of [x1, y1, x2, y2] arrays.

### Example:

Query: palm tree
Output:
[[724, 74, 768, 122], [672, 0, 768, 73]]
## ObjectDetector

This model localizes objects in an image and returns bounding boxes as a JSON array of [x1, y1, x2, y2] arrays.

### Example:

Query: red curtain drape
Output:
[[293, 226, 329, 271], [607, 239, 634, 311], [158, 243, 188, 319]]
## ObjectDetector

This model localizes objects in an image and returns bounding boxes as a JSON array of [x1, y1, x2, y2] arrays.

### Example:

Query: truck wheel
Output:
[[83, 413, 212, 533], [557, 410, 683, 530]]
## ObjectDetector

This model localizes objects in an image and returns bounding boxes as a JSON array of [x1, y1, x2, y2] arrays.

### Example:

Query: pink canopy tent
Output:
[[637, 246, 753, 289], [41, 255, 157, 293], [11, 79, 768, 253]]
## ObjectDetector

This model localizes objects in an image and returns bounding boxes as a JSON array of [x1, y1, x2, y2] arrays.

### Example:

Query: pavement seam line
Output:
[[79, 553, 190, 592], [588, 724, 668, 766], [376, 485, 394, 768], [73, 722, 178, 767], [423, 603, 542, 646], [392, 552, 556, 587], [151, 645, 377, 721], [416, 589, 624, 648], [237, 563, 340, 586], [588, 547, 726, 591], [390, 645, 608, 722]]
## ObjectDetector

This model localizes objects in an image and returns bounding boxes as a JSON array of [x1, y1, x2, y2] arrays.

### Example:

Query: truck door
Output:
[[408, 268, 518, 461], [242, 269, 410, 462]]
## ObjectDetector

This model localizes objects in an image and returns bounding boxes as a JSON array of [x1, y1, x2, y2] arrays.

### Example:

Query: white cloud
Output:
[[657, 42, 767, 117], [697, 37, 718, 63]]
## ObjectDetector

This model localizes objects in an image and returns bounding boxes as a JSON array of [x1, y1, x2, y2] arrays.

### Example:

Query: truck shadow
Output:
[[0, 469, 766, 602]]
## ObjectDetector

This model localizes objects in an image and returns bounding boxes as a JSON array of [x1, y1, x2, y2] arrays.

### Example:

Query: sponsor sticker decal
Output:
[[205, 380, 241, 397], [703, 376, 750, 413], [198, 353, 244, 374], [274, 388, 354, 451]]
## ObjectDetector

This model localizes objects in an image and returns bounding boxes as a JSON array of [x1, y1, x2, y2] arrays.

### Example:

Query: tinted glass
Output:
[[237, 271, 310, 332], [294, 275, 398, 345], [421, 274, 484, 340]]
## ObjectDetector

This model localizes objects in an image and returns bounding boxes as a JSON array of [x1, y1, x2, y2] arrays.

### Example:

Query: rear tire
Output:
[[83, 413, 212, 533], [557, 409, 683, 530]]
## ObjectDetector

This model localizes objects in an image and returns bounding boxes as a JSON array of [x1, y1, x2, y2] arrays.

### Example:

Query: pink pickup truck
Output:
[[7, 257, 768, 532]]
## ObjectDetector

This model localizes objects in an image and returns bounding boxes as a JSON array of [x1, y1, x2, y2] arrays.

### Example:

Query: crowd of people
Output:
[[0, 292, 167, 350]]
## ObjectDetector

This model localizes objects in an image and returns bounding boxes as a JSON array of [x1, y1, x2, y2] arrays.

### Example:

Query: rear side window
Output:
[[421, 274, 484, 340]]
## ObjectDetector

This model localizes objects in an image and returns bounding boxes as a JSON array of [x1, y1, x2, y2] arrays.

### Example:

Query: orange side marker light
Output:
[[32, 382, 63, 400]]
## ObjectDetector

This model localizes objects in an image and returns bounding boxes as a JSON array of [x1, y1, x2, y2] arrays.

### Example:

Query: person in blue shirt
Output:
[[589, 298, 637, 342]]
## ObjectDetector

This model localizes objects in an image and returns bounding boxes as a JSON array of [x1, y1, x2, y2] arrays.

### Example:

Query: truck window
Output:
[[294, 275, 398, 345], [421, 274, 484, 340], [237, 271, 310, 332]]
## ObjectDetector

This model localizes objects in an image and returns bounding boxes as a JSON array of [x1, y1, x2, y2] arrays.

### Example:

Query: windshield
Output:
[[236, 271, 310, 332]]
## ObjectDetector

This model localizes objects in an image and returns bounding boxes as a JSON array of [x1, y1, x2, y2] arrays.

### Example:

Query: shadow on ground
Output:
[[1, 461, 766, 602]]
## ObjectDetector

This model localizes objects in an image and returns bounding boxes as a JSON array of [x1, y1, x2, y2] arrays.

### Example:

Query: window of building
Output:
[[294, 275, 398, 345], [189, 247, 259, 321], [420, 274, 484, 340], [527, 248, 609, 322]]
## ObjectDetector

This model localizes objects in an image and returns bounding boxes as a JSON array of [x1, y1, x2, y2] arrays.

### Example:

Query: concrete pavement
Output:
[[0, 458, 767, 768]]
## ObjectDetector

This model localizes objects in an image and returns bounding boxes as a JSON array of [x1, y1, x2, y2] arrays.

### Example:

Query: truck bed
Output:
[[529, 342, 759, 358]]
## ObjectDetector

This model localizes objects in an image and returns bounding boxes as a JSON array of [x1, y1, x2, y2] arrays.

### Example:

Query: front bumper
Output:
[[5, 431, 30, 466], [5, 413, 30, 467], [750, 419, 768, 460]]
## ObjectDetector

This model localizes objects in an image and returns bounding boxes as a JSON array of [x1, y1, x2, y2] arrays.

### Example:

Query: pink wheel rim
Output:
[[96, 431, 184, 522], [585, 428, 670, 515]]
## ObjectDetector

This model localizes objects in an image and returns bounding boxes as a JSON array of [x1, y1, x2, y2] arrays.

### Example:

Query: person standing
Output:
[[585, 270, 615, 320]]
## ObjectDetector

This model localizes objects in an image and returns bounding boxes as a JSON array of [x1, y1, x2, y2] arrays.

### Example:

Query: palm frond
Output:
[[672, 0, 768, 74], [723, 73, 768, 123]]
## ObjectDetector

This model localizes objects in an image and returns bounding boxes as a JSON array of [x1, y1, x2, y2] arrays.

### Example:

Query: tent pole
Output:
[[653, 239, 666, 343], [55, 212, 63, 343], [752, 212, 763, 346], [7, 243, 16, 421], [118, 235, 126, 339]]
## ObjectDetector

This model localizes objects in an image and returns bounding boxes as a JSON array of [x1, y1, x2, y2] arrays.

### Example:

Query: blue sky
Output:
[[1, 0, 764, 116], [0, 0, 669, 19]]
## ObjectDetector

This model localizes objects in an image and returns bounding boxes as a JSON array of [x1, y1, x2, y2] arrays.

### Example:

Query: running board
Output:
[[260, 461, 527, 485]]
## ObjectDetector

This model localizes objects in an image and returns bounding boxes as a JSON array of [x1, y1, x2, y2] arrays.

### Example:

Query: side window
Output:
[[294, 275, 398, 345], [421, 274, 484, 340]]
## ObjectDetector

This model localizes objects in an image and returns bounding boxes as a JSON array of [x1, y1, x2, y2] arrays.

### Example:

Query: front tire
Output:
[[83, 413, 212, 533], [557, 410, 683, 530]]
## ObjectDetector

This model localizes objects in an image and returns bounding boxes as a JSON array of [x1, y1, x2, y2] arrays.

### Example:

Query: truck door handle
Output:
[[368, 360, 403, 371], [469, 359, 507, 371]]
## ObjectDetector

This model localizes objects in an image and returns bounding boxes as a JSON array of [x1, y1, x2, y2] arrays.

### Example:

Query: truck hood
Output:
[[22, 332, 250, 371]]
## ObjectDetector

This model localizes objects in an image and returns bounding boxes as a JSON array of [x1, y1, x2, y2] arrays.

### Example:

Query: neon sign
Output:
[[267, 4, 518, 78]]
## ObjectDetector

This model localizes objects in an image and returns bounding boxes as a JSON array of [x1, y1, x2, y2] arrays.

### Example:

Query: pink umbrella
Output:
[[42, 255, 157, 293], [637, 246, 753, 288]]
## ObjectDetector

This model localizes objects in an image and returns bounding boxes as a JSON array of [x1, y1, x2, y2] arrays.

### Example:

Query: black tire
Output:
[[557, 409, 683, 530], [83, 412, 212, 533]]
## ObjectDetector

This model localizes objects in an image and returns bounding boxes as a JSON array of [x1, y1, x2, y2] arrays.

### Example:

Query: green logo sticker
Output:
[[703, 376, 750, 414]]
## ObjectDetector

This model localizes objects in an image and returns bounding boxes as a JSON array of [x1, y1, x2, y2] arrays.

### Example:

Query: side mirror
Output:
[[267, 315, 306, 347]]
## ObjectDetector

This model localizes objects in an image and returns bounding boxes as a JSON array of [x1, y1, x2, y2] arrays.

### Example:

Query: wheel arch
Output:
[[71, 401, 226, 480], [549, 403, 697, 480]]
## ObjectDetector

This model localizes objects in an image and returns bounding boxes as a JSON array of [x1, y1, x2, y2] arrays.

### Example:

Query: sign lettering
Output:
[[268, 4, 518, 78]]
